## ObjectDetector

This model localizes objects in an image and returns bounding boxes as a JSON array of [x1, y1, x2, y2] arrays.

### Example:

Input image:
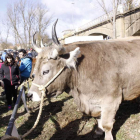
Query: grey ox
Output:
[[28, 20, 140, 140]]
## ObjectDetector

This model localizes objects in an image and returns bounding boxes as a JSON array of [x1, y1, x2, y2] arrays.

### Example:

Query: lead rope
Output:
[[21, 89, 45, 139], [21, 66, 65, 139], [1, 89, 46, 140]]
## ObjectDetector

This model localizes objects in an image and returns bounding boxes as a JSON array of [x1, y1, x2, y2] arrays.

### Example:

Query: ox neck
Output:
[[66, 68, 78, 92]]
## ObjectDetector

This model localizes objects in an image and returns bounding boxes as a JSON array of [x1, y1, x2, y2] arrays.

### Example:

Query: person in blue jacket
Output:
[[18, 49, 32, 83], [1, 50, 7, 61]]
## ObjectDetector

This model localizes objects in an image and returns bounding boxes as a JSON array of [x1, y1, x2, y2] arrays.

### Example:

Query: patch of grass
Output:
[[0, 126, 7, 136], [1, 90, 140, 140]]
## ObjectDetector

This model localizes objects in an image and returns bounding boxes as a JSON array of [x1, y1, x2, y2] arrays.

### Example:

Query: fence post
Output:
[[5, 86, 24, 136], [21, 88, 29, 112], [11, 124, 20, 139], [27, 80, 30, 91], [3, 85, 29, 140]]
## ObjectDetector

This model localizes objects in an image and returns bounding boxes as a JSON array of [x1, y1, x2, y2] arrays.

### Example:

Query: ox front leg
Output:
[[101, 95, 122, 140], [94, 118, 104, 138]]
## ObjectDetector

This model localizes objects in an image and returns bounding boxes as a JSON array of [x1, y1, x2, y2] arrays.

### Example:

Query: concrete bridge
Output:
[[60, 4, 140, 43]]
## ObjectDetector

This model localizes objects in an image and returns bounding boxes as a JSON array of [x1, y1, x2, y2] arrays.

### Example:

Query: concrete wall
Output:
[[125, 12, 140, 36], [65, 36, 103, 44]]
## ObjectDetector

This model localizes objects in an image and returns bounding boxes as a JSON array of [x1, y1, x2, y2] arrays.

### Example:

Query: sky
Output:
[[0, 0, 140, 43], [42, 0, 105, 37], [0, 0, 107, 43]]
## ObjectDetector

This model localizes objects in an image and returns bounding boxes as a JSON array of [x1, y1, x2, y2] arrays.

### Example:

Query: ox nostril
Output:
[[27, 93, 33, 101], [27, 91, 41, 101], [27, 92, 33, 98], [32, 74, 35, 79]]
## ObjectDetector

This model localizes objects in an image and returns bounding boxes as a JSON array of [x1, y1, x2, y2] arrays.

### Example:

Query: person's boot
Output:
[[8, 105, 12, 110], [1, 91, 5, 96]]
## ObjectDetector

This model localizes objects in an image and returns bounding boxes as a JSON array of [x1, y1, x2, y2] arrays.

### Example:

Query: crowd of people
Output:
[[0, 48, 37, 110]]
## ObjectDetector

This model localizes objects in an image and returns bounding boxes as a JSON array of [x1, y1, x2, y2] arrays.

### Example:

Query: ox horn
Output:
[[32, 32, 42, 53], [41, 39, 45, 48], [52, 19, 60, 46], [52, 19, 65, 55]]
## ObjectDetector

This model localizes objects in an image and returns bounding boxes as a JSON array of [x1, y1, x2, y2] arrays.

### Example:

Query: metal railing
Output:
[[78, 11, 113, 32], [61, 3, 140, 39]]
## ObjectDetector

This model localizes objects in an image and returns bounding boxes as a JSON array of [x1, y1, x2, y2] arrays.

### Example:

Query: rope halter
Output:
[[32, 66, 65, 92]]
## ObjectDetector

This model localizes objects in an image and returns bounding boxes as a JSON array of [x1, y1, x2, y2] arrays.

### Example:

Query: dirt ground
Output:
[[1, 92, 140, 140]]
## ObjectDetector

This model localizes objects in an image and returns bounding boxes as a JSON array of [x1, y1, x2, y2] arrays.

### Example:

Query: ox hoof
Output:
[[77, 108, 80, 111], [93, 133, 102, 139], [93, 128, 104, 138]]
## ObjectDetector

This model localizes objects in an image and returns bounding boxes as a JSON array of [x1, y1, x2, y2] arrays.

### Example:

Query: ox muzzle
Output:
[[28, 91, 41, 102]]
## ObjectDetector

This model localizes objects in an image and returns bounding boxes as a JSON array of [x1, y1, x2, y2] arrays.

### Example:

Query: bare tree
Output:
[[96, 0, 121, 39], [124, 0, 133, 9], [0, 41, 13, 50], [7, 2, 24, 46], [26, 2, 36, 46], [0, 17, 12, 50], [34, 3, 52, 45], [6, 0, 51, 48], [123, 0, 138, 10], [19, 0, 28, 45], [2, 20, 11, 44]]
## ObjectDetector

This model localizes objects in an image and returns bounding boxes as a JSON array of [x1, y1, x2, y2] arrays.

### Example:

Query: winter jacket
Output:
[[1, 52, 7, 61], [0, 64, 20, 86], [19, 56, 32, 78]]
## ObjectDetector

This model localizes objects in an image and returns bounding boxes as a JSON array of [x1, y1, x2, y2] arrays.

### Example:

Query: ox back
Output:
[[66, 39, 140, 102]]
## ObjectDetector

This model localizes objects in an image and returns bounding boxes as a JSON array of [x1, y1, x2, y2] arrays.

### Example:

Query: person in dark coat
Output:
[[31, 49, 38, 58], [0, 54, 20, 110], [11, 51, 17, 59], [0, 58, 3, 68]]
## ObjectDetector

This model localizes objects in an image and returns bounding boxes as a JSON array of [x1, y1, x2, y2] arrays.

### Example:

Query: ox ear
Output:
[[48, 48, 58, 59], [48, 44, 65, 60], [65, 47, 80, 69]]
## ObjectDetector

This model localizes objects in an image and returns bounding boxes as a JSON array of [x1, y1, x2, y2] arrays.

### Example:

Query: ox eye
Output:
[[43, 70, 49, 75]]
